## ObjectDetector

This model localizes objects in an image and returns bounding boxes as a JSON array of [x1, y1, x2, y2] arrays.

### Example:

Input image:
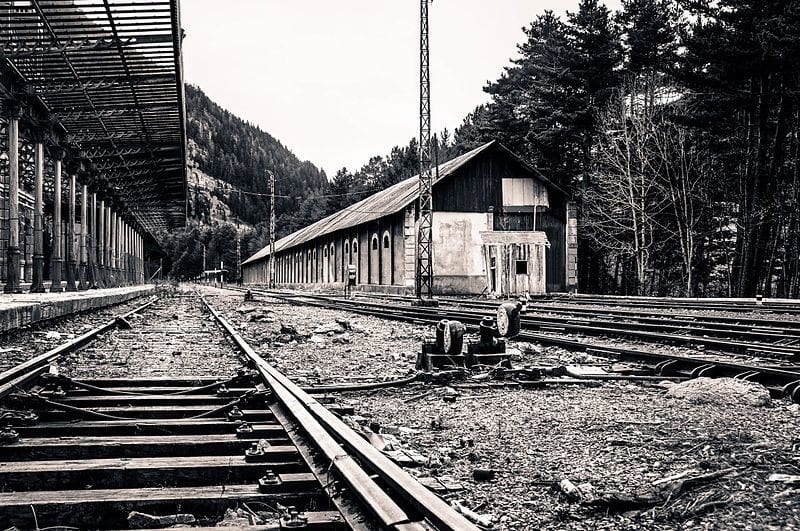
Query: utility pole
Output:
[[268, 169, 276, 288], [236, 238, 242, 284], [415, 0, 436, 305]]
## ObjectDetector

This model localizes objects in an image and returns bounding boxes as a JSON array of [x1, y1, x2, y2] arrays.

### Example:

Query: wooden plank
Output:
[[36, 406, 276, 421], [75, 375, 241, 389], [58, 394, 235, 407], [76, 376, 234, 387], [107, 512, 346, 531], [15, 418, 246, 437], [0, 455, 305, 491], [66, 386, 256, 395], [0, 433, 290, 460], [0, 483, 323, 529]]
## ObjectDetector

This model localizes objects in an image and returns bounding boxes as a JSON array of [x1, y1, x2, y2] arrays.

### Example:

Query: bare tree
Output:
[[582, 87, 669, 294], [584, 85, 713, 296], [649, 113, 712, 295]]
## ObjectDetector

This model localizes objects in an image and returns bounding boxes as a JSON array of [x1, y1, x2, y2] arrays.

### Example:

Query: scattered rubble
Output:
[[127, 511, 195, 529], [205, 287, 800, 530], [664, 377, 771, 406]]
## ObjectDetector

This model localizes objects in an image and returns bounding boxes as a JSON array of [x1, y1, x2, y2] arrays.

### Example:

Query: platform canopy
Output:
[[0, 0, 187, 233]]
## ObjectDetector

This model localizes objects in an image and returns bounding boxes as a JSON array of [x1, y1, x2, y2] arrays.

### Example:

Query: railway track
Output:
[[0, 292, 478, 530], [244, 288, 800, 359], [531, 293, 800, 315], [352, 293, 800, 359], [231, 287, 800, 403]]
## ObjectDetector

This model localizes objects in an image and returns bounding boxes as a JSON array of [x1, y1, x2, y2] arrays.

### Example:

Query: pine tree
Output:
[[677, 0, 800, 296]]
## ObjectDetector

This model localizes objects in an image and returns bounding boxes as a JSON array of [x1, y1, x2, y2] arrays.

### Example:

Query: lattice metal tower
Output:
[[416, 0, 434, 300], [268, 169, 276, 288]]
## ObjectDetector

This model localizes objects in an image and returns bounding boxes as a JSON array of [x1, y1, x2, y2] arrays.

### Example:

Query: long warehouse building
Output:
[[242, 141, 578, 295]]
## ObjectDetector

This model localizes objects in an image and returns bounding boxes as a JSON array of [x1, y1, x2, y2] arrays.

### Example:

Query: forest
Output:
[[162, 0, 800, 298]]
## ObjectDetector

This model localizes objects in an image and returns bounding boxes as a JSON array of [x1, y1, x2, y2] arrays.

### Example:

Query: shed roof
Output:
[[243, 140, 561, 265]]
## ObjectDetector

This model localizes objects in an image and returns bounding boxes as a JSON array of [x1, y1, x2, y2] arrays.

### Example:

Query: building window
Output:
[[353, 241, 358, 253], [345, 242, 349, 254], [372, 236, 378, 250], [383, 235, 390, 248], [502, 178, 549, 209], [515, 260, 528, 275]]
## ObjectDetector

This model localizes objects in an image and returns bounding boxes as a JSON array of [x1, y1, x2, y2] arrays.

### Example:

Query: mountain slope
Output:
[[185, 84, 327, 231]]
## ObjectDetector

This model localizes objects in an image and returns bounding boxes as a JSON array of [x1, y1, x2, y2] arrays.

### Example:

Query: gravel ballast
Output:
[[207, 286, 800, 529]]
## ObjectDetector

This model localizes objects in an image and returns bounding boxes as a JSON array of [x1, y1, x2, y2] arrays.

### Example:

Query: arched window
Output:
[[383, 234, 390, 248], [372, 236, 378, 250], [345, 241, 350, 254], [323, 246, 328, 257], [352, 241, 358, 253]]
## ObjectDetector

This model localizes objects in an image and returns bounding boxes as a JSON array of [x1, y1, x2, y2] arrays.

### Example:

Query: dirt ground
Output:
[[208, 286, 800, 530]]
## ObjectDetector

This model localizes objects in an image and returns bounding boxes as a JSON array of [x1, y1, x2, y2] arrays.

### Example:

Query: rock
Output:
[[236, 306, 259, 314], [335, 317, 352, 330], [247, 311, 273, 322], [280, 323, 299, 336], [665, 377, 770, 407], [309, 335, 326, 344], [314, 322, 345, 334], [45, 331, 61, 340], [217, 508, 255, 526], [127, 511, 196, 529], [332, 333, 352, 344], [473, 468, 496, 481]]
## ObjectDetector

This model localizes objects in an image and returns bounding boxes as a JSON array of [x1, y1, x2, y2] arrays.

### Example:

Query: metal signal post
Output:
[[416, 0, 436, 304]]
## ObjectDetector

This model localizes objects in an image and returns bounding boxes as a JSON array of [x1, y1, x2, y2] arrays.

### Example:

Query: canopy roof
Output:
[[1, 0, 187, 234]]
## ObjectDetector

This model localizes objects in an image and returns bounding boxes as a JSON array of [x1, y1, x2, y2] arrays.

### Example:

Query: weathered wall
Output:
[[480, 230, 548, 295], [432, 212, 489, 294]]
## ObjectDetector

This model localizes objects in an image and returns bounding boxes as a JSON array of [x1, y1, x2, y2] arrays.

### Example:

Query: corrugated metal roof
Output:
[[243, 140, 559, 265]]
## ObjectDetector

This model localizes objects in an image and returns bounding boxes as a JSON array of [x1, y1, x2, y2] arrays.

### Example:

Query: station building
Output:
[[242, 141, 578, 295]]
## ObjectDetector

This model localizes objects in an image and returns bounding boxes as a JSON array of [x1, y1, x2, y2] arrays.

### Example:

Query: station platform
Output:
[[0, 285, 156, 334]]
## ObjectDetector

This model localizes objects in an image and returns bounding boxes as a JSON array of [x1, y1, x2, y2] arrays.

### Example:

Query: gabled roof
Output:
[[243, 140, 559, 265]]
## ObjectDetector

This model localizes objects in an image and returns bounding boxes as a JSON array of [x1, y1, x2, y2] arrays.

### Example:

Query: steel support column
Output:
[[30, 141, 45, 292], [65, 171, 77, 292], [98, 198, 106, 285], [78, 182, 88, 290], [119, 218, 126, 284], [49, 148, 64, 292], [109, 209, 117, 287], [4, 106, 22, 294], [89, 192, 99, 288]]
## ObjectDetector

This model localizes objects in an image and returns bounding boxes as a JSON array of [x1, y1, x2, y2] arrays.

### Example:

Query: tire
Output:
[[443, 320, 466, 355], [435, 319, 450, 352], [496, 302, 521, 338]]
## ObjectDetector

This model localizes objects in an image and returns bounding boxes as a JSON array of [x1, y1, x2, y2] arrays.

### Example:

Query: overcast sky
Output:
[[181, 1, 620, 177]]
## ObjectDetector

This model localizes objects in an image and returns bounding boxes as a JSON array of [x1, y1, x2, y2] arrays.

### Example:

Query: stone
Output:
[[280, 323, 298, 336], [665, 377, 771, 407], [313, 322, 345, 334], [127, 511, 196, 529]]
